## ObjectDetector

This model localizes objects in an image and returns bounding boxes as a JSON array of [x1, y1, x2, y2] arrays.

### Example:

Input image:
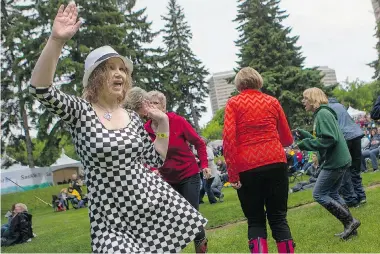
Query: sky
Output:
[[135, 0, 378, 127]]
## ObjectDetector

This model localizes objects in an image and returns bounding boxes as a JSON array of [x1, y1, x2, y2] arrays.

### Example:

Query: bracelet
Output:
[[156, 132, 169, 139]]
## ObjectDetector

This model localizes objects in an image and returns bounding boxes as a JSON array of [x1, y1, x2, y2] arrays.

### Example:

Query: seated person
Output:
[[69, 173, 83, 195], [67, 187, 85, 209], [1, 203, 34, 247], [290, 166, 321, 193], [361, 128, 380, 172], [1, 204, 16, 235], [52, 195, 61, 211], [59, 188, 70, 210], [216, 159, 227, 174], [305, 153, 319, 176], [211, 174, 224, 202]]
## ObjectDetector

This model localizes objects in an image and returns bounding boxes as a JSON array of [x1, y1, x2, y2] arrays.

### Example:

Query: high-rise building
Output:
[[317, 66, 338, 86], [372, 0, 380, 23], [208, 70, 235, 115]]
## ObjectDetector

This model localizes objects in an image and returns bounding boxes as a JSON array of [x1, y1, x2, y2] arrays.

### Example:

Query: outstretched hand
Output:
[[51, 3, 81, 42]]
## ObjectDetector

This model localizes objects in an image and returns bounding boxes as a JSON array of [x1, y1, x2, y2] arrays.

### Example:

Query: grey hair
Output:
[[146, 90, 167, 110], [15, 203, 28, 212], [125, 87, 148, 111], [235, 67, 263, 91]]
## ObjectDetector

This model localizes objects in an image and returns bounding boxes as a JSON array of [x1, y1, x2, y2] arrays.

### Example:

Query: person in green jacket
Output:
[[295, 87, 360, 241]]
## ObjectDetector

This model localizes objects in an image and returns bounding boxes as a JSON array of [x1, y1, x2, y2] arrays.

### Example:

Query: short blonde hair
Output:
[[125, 87, 148, 111], [15, 203, 28, 212], [147, 90, 167, 110], [303, 87, 328, 110], [82, 60, 133, 104], [235, 67, 263, 91]]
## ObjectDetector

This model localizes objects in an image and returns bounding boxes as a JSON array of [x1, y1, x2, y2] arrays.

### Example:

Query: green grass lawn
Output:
[[2, 172, 380, 253], [183, 187, 380, 253]]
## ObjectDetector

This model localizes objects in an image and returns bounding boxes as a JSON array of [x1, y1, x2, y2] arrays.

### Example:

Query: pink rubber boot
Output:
[[276, 239, 295, 253], [248, 237, 268, 253]]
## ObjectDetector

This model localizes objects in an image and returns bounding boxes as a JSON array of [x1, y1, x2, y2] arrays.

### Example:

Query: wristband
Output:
[[156, 132, 169, 139]]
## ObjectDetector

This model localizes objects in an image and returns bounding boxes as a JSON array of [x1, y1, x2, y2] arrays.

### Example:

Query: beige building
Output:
[[208, 70, 235, 115], [372, 0, 380, 23], [317, 66, 338, 86]]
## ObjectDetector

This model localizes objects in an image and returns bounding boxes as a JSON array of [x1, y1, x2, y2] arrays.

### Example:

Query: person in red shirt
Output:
[[143, 90, 211, 253], [223, 67, 294, 253]]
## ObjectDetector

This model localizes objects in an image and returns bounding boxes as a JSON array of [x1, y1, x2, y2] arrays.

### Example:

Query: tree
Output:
[[4, 134, 79, 167], [161, 0, 209, 132], [1, 1, 42, 168], [121, 0, 163, 92], [332, 80, 380, 112], [369, 21, 380, 80], [234, 0, 327, 128], [201, 108, 225, 140], [2, 0, 164, 166]]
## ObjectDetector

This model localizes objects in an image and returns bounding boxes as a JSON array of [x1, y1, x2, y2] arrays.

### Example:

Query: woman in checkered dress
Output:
[[30, 3, 207, 253]]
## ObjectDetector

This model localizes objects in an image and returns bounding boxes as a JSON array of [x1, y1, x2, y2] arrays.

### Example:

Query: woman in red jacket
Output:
[[144, 90, 210, 253], [223, 67, 294, 253]]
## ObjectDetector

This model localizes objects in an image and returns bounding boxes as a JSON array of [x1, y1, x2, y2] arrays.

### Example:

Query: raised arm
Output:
[[144, 103, 169, 159], [31, 3, 81, 88], [29, 4, 87, 126]]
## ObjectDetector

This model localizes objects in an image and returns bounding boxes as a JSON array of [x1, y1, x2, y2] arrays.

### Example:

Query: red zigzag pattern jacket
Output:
[[222, 89, 294, 183]]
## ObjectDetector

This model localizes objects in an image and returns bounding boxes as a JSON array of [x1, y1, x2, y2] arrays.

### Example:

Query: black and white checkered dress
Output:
[[30, 85, 207, 253]]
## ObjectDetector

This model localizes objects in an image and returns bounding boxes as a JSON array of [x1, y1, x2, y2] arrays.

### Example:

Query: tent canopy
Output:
[[347, 106, 366, 119], [50, 149, 83, 172]]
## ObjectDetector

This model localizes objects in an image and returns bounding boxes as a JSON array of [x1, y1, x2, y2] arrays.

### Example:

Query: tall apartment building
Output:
[[317, 66, 338, 86], [372, 0, 380, 23], [208, 70, 235, 115]]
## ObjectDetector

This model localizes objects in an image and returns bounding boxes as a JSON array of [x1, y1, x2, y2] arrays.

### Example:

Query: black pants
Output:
[[340, 137, 366, 203], [170, 173, 206, 240], [199, 178, 218, 204], [237, 163, 292, 241]]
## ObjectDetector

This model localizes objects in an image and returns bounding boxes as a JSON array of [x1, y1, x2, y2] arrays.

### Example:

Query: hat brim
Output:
[[82, 55, 133, 88]]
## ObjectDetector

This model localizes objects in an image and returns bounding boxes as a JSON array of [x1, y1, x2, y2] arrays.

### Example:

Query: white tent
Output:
[[347, 106, 366, 120], [50, 149, 83, 172], [208, 140, 223, 149]]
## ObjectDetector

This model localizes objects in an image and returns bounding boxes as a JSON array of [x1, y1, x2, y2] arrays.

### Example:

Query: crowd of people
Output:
[[4, 3, 379, 253]]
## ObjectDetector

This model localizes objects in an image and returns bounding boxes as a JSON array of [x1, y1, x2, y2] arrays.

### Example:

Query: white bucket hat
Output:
[[82, 45, 133, 88]]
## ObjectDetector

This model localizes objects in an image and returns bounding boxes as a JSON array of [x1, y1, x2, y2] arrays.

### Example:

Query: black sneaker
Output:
[[347, 202, 360, 208]]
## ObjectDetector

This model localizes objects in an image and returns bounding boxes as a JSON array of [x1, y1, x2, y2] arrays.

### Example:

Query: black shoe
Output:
[[347, 202, 360, 208], [334, 229, 358, 237], [199, 200, 204, 204], [322, 200, 361, 241]]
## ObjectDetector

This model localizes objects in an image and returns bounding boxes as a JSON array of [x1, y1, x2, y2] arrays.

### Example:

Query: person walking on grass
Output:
[[295, 88, 361, 240], [30, 3, 207, 253], [199, 136, 225, 204], [223, 67, 295, 253], [328, 97, 366, 207]]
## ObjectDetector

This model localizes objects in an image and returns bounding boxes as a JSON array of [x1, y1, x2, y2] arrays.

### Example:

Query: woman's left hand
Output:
[[231, 181, 242, 190]]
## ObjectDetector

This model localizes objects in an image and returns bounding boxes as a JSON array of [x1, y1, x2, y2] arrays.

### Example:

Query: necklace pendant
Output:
[[104, 112, 112, 121]]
